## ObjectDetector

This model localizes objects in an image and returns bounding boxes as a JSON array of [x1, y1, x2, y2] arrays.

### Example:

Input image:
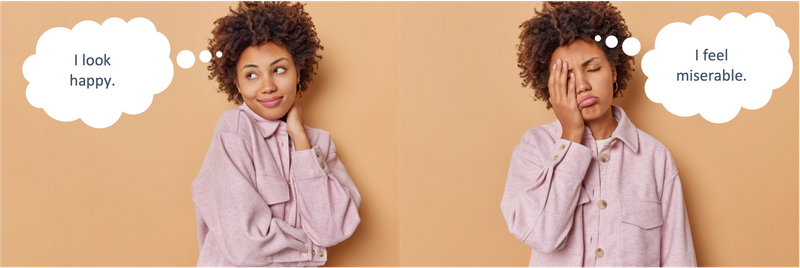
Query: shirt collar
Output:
[[238, 103, 285, 138], [610, 105, 639, 153], [553, 105, 639, 153]]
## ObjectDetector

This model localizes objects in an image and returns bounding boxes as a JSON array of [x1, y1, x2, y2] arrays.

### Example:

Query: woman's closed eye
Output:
[[588, 67, 601, 72]]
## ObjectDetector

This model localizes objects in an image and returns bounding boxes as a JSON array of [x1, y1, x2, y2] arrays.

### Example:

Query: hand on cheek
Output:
[[548, 59, 585, 143], [287, 104, 311, 151]]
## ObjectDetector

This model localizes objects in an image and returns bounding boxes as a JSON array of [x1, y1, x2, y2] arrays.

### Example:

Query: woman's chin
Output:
[[580, 104, 613, 123], [580, 107, 600, 121], [255, 108, 288, 121]]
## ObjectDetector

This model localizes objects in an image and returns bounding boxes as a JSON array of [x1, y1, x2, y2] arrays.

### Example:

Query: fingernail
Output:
[[553, 63, 557, 70], [556, 59, 562, 65]]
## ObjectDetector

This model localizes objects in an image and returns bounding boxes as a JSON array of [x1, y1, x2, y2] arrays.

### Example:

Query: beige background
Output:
[[1, 1, 797, 266]]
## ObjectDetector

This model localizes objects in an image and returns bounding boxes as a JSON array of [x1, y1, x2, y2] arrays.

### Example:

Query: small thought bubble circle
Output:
[[177, 50, 195, 69], [216, 51, 223, 57], [595, 35, 601, 42], [622, 37, 641, 56], [199, 50, 211, 63], [605, 35, 618, 48]]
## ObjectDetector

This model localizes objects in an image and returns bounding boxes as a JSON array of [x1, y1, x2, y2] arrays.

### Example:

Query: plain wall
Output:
[[1, 1, 797, 266]]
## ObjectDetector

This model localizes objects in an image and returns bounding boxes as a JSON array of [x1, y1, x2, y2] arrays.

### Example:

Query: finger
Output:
[[547, 63, 558, 97], [567, 72, 577, 105], [287, 104, 298, 119], [560, 60, 569, 98], [553, 59, 566, 102], [290, 104, 303, 123], [547, 59, 560, 99]]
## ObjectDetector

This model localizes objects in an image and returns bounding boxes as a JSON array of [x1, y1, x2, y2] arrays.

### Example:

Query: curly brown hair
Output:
[[517, 1, 634, 109], [208, 1, 323, 104]]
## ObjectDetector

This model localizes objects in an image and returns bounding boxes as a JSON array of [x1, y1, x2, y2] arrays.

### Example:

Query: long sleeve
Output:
[[291, 137, 361, 248], [660, 172, 697, 266], [500, 131, 592, 254], [193, 131, 310, 266]]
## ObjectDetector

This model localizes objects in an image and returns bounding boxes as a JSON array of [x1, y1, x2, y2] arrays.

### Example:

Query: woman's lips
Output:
[[578, 96, 598, 109], [259, 96, 283, 108]]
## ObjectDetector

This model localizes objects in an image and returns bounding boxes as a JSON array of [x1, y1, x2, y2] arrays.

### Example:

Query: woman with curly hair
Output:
[[191, 2, 360, 266], [500, 2, 696, 266]]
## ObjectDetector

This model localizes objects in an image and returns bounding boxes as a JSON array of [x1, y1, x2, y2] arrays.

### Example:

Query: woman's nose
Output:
[[575, 73, 591, 94], [260, 76, 277, 94]]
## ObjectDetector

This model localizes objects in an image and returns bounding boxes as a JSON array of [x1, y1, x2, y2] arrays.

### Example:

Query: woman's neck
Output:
[[585, 108, 617, 140]]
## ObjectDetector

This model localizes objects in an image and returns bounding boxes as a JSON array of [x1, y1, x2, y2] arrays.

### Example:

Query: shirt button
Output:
[[319, 250, 324, 257], [609, 140, 616, 146], [316, 150, 321, 158], [559, 144, 565, 150], [312, 250, 316, 257], [286, 179, 291, 188], [600, 153, 609, 162], [320, 162, 325, 169], [597, 199, 607, 209], [553, 155, 560, 161], [595, 248, 604, 258]]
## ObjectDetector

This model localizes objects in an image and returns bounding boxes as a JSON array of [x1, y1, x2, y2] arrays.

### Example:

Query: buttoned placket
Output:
[[587, 136, 618, 266], [276, 129, 299, 230], [595, 139, 607, 266], [579, 131, 613, 266], [286, 134, 303, 236]]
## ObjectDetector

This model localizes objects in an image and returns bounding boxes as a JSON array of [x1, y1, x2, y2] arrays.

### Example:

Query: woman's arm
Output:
[[194, 130, 310, 266], [500, 57, 593, 253], [285, 104, 361, 248], [500, 131, 592, 254], [290, 137, 362, 248], [660, 171, 697, 266]]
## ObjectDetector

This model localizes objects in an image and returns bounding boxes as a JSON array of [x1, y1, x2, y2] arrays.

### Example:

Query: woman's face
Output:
[[236, 42, 300, 120], [549, 39, 617, 123]]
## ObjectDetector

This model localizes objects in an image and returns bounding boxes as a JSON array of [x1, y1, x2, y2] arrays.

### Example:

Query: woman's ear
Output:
[[612, 68, 617, 83]]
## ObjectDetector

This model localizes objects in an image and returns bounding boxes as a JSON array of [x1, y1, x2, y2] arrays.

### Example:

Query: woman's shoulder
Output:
[[212, 107, 257, 136], [634, 128, 672, 156], [633, 127, 678, 175]]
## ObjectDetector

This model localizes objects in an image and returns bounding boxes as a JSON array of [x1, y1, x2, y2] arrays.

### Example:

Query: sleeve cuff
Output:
[[291, 145, 329, 180], [547, 139, 591, 167]]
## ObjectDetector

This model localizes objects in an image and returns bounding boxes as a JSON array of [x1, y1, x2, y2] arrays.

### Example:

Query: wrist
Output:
[[289, 130, 311, 151], [561, 128, 583, 143], [288, 124, 306, 138]]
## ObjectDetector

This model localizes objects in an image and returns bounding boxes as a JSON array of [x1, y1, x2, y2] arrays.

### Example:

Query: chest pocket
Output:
[[621, 199, 663, 229], [256, 174, 290, 205]]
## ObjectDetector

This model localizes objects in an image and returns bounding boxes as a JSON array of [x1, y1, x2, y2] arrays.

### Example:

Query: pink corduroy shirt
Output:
[[501, 106, 696, 266], [191, 104, 361, 266]]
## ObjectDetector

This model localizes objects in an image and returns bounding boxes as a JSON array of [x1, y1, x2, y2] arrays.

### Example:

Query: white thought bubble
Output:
[[23, 17, 173, 128], [641, 12, 792, 124]]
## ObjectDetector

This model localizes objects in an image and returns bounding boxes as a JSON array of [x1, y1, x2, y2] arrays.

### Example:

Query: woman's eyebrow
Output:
[[241, 64, 258, 71], [270, 57, 288, 66], [240, 58, 289, 71], [567, 57, 601, 72], [581, 57, 600, 67]]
